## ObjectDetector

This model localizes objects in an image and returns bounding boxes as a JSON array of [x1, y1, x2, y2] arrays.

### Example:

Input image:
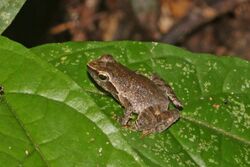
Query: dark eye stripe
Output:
[[98, 74, 108, 80]]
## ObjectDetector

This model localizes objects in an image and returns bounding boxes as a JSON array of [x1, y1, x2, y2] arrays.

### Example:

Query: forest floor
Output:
[[3, 0, 250, 60]]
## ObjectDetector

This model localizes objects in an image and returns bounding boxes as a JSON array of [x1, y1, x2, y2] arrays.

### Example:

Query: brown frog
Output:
[[87, 55, 183, 134]]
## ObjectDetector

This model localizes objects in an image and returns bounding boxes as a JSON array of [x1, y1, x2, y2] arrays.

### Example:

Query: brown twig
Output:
[[160, 0, 247, 44]]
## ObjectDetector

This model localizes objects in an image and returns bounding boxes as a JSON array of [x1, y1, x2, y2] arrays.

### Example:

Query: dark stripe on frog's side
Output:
[[104, 81, 119, 100]]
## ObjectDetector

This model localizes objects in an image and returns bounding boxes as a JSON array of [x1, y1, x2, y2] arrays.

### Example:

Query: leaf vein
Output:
[[182, 116, 250, 145], [5, 99, 50, 166]]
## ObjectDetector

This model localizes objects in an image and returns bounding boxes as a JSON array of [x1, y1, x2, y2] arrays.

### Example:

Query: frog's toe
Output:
[[141, 130, 154, 138], [176, 104, 183, 111]]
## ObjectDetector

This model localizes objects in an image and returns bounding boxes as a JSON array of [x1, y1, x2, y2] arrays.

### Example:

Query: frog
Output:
[[87, 54, 183, 134]]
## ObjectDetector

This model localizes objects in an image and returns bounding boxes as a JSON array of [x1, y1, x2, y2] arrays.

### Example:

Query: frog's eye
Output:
[[98, 73, 109, 81]]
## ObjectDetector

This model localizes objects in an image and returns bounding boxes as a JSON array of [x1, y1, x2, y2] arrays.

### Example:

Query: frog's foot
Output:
[[118, 119, 138, 132], [117, 116, 131, 128], [125, 125, 137, 131], [120, 109, 133, 126], [141, 129, 154, 138], [122, 124, 131, 129], [125, 121, 138, 131]]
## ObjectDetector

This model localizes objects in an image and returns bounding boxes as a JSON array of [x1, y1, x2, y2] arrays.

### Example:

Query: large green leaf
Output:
[[0, 0, 26, 34], [1, 36, 250, 166], [0, 37, 144, 167]]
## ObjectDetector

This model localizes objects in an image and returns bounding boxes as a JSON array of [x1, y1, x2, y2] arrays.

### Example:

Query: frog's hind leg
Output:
[[140, 109, 180, 136], [155, 109, 180, 132], [150, 74, 183, 110]]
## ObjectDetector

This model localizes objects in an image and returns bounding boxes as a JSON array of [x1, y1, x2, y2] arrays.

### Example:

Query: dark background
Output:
[[3, 0, 250, 60]]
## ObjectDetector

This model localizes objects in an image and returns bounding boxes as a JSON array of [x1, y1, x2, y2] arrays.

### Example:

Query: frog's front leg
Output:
[[151, 74, 183, 110], [121, 108, 133, 126], [118, 96, 134, 126]]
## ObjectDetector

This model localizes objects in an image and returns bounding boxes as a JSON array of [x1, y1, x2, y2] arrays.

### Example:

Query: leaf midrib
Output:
[[4, 98, 49, 166], [181, 115, 250, 145], [146, 46, 250, 165], [148, 48, 249, 143], [6, 91, 145, 167], [2, 41, 147, 166]]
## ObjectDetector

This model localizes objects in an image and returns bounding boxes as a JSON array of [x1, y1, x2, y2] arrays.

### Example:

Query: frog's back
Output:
[[113, 68, 168, 112], [128, 73, 168, 112]]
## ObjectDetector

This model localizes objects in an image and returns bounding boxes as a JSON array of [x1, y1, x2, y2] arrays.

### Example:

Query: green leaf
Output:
[[0, 36, 143, 166], [1, 36, 250, 166], [0, 0, 26, 34]]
